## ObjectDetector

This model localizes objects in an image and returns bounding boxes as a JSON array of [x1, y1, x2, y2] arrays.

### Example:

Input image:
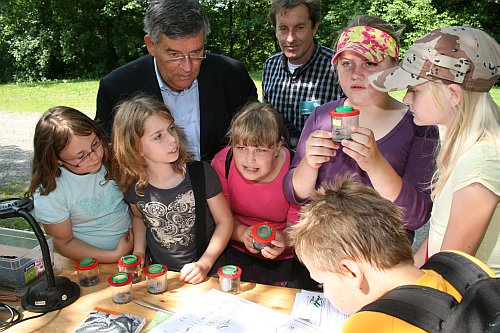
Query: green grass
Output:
[[490, 86, 500, 103], [0, 79, 98, 116], [249, 70, 263, 101], [0, 180, 28, 199], [0, 77, 498, 113], [0, 181, 31, 230]]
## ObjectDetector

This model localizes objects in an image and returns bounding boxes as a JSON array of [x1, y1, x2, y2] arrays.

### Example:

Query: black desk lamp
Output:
[[0, 198, 79, 312]]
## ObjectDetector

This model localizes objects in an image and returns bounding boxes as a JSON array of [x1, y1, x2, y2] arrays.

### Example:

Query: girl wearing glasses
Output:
[[27, 107, 133, 263], [112, 96, 233, 284]]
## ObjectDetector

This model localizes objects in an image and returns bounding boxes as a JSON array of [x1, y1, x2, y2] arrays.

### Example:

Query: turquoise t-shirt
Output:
[[33, 165, 131, 250]]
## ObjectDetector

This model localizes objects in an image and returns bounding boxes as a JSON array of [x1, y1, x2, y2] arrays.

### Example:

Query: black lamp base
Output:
[[21, 276, 80, 313]]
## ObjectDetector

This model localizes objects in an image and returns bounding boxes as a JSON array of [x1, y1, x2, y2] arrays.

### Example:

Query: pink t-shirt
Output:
[[211, 146, 300, 260]]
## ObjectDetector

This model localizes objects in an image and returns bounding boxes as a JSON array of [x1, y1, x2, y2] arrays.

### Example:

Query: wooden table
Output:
[[5, 254, 299, 332]]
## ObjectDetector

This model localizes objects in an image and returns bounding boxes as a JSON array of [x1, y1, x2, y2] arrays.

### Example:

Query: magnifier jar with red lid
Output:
[[144, 264, 168, 294], [217, 265, 242, 294], [75, 257, 99, 287], [117, 254, 142, 283], [252, 222, 276, 251], [108, 272, 133, 304]]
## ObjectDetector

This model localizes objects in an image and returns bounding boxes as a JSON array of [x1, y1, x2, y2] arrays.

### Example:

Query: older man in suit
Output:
[[95, 0, 257, 161]]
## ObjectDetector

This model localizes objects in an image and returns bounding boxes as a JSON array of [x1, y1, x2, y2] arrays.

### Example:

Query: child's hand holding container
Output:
[[252, 222, 276, 251]]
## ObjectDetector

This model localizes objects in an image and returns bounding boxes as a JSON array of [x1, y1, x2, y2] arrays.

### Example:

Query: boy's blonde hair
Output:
[[289, 173, 414, 273], [228, 101, 284, 148], [27, 106, 111, 197], [112, 95, 193, 195], [429, 82, 500, 199]]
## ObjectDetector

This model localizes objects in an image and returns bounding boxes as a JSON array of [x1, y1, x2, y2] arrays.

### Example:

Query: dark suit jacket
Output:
[[95, 54, 257, 161]]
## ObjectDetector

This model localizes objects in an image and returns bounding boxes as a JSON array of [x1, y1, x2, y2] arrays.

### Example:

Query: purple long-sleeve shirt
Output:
[[284, 98, 439, 239]]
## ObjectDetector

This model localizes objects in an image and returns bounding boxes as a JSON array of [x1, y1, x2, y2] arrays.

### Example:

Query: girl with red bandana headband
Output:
[[284, 15, 439, 244]]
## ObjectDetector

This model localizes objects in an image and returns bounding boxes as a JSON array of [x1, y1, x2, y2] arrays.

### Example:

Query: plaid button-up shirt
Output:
[[262, 42, 344, 132]]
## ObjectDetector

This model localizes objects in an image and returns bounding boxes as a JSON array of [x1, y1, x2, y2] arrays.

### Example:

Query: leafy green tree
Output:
[[320, 0, 372, 48], [1, 0, 498, 82], [431, 0, 499, 40], [320, 0, 458, 54], [0, 1, 14, 82], [203, 0, 274, 71], [50, 0, 146, 78], [368, 0, 458, 53], [3, 0, 63, 81], [1, 0, 146, 82]]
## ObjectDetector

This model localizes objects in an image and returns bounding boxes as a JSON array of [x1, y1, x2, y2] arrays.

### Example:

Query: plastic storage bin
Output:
[[0, 227, 54, 294]]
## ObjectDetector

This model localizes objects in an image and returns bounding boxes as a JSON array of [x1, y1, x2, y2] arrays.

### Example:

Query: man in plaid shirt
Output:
[[263, 0, 343, 147]]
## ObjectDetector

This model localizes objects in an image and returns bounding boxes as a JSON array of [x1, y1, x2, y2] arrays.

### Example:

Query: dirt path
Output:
[[0, 110, 42, 186]]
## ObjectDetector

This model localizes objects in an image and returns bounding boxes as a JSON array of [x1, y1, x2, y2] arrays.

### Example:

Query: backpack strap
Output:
[[422, 251, 490, 295], [360, 285, 458, 333], [186, 161, 207, 261], [224, 147, 233, 179]]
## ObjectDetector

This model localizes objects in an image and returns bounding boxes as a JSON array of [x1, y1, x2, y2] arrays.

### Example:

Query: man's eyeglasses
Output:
[[59, 138, 104, 168], [162, 52, 206, 64]]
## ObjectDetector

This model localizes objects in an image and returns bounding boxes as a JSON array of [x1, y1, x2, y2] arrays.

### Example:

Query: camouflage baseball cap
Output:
[[369, 26, 500, 92]]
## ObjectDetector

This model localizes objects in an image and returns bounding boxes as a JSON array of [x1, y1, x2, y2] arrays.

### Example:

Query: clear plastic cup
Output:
[[108, 272, 133, 304], [117, 254, 142, 283], [329, 106, 360, 141], [144, 264, 168, 294], [217, 265, 242, 294], [75, 257, 100, 287]]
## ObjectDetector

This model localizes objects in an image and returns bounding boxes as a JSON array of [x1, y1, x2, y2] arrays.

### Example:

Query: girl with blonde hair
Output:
[[369, 26, 500, 273], [211, 101, 300, 286], [212, 102, 299, 286]]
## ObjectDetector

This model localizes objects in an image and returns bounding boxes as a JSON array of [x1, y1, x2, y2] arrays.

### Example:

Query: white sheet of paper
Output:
[[149, 289, 324, 333], [291, 290, 350, 333]]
